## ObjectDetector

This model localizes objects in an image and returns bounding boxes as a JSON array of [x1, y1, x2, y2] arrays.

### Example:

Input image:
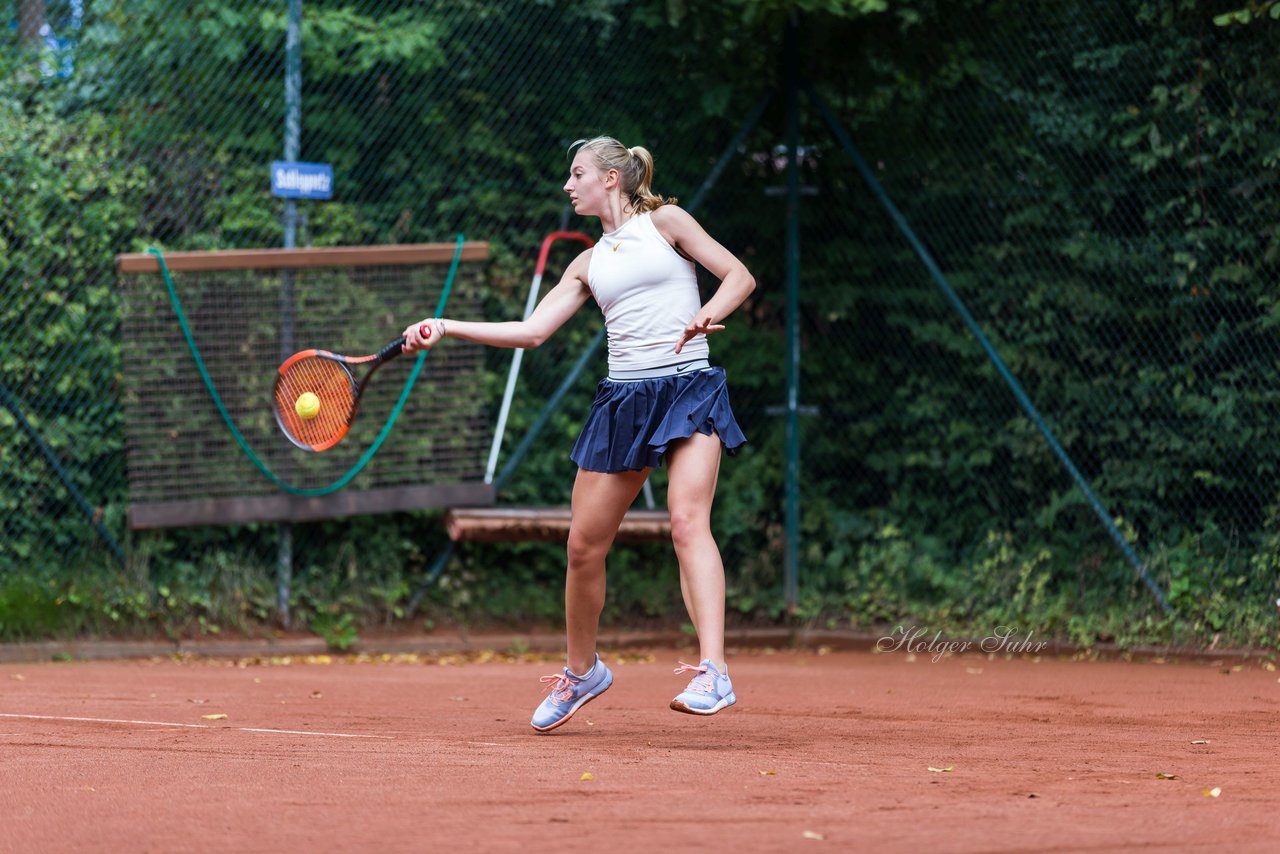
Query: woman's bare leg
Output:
[[665, 432, 725, 671], [564, 466, 649, 675]]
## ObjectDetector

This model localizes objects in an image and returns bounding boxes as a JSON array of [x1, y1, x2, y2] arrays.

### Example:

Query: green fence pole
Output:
[[782, 15, 802, 612], [277, 0, 304, 629]]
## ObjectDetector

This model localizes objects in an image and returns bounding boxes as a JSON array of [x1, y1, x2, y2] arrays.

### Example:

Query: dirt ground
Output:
[[2, 643, 1278, 852]]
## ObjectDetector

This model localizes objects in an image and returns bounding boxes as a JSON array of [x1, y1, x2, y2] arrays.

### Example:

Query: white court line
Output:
[[241, 727, 393, 739], [0, 713, 393, 740], [2, 713, 207, 729]]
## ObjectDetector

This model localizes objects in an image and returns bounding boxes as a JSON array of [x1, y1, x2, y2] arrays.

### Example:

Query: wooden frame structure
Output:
[[115, 242, 490, 274], [117, 242, 490, 530], [131, 483, 496, 530]]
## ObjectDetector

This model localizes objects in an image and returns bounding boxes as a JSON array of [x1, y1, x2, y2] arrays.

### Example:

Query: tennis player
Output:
[[403, 136, 755, 732]]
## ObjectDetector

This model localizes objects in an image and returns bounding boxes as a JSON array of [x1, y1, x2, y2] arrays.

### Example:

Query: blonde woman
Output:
[[403, 136, 755, 732]]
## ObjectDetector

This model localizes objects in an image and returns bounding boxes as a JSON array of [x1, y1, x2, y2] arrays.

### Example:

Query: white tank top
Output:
[[587, 211, 710, 372]]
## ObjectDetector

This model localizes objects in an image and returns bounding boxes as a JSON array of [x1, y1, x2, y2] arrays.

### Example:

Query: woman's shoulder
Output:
[[647, 204, 700, 245], [648, 204, 696, 228]]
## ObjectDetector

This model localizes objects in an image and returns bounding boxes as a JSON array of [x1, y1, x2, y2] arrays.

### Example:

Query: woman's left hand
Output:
[[674, 315, 725, 354]]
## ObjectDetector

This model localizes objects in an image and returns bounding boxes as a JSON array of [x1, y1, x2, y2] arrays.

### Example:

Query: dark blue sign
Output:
[[270, 161, 333, 199]]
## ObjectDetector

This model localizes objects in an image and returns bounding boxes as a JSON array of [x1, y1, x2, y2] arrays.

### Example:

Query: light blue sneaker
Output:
[[531, 654, 613, 733], [670, 659, 736, 715]]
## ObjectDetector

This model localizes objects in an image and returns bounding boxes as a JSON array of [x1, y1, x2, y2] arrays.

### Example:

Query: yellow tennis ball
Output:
[[295, 391, 320, 420]]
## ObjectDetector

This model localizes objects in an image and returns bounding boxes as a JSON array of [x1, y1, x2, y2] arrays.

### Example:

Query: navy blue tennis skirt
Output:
[[570, 366, 748, 473]]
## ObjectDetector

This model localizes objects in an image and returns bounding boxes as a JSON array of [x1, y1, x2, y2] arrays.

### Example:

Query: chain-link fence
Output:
[[3, 1, 1278, 647]]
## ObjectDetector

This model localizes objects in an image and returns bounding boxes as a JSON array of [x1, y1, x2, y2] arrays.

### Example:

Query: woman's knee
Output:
[[566, 527, 611, 569], [668, 505, 713, 550]]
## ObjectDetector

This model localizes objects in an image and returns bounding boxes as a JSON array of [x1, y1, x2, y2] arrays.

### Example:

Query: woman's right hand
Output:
[[402, 319, 445, 353]]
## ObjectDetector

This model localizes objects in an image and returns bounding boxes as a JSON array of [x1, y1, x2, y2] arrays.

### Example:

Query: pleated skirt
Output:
[[570, 366, 748, 473]]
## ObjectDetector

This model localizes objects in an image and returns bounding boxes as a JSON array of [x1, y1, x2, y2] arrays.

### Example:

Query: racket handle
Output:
[[386, 324, 432, 360], [380, 337, 409, 360]]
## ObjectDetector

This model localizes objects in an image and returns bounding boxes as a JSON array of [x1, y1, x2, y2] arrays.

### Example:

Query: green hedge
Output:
[[3, 1, 1280, 650]]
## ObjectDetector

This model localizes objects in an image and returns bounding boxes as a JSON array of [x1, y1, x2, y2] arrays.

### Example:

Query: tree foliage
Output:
[[3, 0, 1279, 647]]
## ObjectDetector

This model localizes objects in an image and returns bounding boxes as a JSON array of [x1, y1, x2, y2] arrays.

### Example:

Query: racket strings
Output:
[[274, 356, 357, 450]]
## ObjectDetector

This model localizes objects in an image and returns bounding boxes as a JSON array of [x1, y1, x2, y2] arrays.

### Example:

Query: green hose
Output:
[[148, 234, 464, 496]]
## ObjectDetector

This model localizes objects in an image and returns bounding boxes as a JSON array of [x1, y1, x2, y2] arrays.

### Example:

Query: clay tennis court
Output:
[[2, 640, 1278, 852]]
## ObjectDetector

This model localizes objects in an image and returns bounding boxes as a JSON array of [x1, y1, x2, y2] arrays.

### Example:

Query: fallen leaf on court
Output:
[[449, 696, 465, 702], [1191, 740, 1209, 745], [927, 766, 954, 773], [586, 720, 594, 726], [201, 713, 228, 721], [1155, 773, 1178, 780], [579, 773, 594, 781], [310, 691, 322, 699], [1263, 662, 1276, 672], [965, 667, 983, 675], [760, 770, 777, 776], [802, 830, 825, 841], [188, 699, 207, 704], [1203, 787, 1222, 798], [11, 674, 24, 681]]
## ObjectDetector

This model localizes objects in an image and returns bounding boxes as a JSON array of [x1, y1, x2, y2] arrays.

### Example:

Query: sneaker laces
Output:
[[673, 661, 714, 694], [540, 673, 576, 703]]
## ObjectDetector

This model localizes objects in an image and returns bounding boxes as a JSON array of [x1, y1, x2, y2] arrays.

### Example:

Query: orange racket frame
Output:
[[272, 325, 429, 452]]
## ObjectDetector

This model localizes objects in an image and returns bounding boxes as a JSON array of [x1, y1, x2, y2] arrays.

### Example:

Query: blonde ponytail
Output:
[[569, 136, 677, 213]]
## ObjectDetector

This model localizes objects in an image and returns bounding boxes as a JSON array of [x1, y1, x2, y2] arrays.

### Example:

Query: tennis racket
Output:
[[272, 324, 432, 452]]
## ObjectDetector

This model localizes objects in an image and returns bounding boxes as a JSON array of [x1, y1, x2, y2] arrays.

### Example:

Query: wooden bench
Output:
[[443, 507, 671, 543]]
